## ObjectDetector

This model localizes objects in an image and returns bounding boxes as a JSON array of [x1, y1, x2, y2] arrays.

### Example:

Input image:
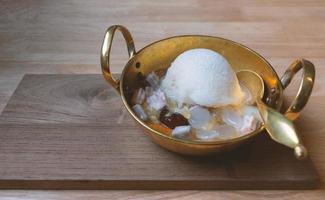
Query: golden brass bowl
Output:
[[100, 25, 315, 156]]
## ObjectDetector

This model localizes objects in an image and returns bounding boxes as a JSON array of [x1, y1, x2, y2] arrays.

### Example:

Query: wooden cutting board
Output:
[[0, 74, 319, 189]]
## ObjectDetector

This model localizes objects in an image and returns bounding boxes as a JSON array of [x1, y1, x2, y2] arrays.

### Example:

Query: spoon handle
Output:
[[256, 99, 308, 160]]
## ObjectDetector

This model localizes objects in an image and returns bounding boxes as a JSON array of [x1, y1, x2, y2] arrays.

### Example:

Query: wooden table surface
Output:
[[0, 0, 324, 199]]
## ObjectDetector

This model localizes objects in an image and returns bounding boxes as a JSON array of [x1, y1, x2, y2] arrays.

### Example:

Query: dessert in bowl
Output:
[[100, 25, 315, 157], [130, 48, 262, 142]]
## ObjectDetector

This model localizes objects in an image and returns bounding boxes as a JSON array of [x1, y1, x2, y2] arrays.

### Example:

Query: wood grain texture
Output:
[[0, 0, 325, 198], [0, 75, 319, 189], [1, 190, 325, 200], [0, 75, 130, 125]]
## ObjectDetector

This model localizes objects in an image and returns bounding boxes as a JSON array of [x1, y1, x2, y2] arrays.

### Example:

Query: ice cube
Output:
[[188, 106, 212, 129], [238, 115, 261, 135], [146, 71, 159, 89], [133, 104, 148, 121], [222, 106, 243, 129], [241, 105, 262, 122], [146, 89, 167, 111], [172, 125, 191, 139], [215, 124, 239, 139], [195, 124, 239, 141]]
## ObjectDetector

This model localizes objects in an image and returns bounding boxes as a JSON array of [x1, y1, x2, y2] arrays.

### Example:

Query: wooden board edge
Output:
[[0, 179, 320, 190]]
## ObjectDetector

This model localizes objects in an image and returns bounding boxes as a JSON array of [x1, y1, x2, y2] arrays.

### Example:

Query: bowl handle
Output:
[[280, 59, 315, 121], [100, 25, 136, 93]]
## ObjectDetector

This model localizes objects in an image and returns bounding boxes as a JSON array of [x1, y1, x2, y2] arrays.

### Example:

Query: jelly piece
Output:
[[132, 104, 148, 121], [204, 117, 220, 131], [172, 125, 191, 139], [241, 105, 262, 122], [238, 115, 260, 135], [131, 88, 146, 105], [159, 107, 189, 129], [146, 89, 167, 111], [146, 71, 160, 89], [222, 106, 243, 129], [216, 124, 238, 140], [188, 106, 212, 129], [196, 125, 239, 141]]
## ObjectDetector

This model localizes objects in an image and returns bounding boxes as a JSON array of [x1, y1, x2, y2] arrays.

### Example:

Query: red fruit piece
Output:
[[159, 107, 189, 129]]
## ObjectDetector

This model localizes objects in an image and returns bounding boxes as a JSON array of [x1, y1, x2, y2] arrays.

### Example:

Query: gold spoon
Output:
[[237, 70, 307, 160]]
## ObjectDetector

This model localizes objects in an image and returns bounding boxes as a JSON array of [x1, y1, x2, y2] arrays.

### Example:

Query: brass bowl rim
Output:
[[119, 34, 282, 145]]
